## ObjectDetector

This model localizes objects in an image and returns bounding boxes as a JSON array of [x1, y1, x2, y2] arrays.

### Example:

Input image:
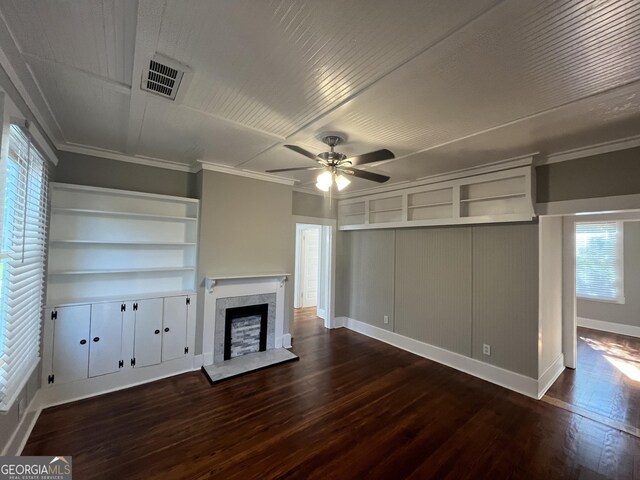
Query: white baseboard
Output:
[[192, 354, 204, 369], [577, 317, 640, 338], [537, 354, 565, 399], [343, 317, 540, 399], [1, 390, 43, 456], [282, 333, 292, 348], [332, 316, 346, 328]]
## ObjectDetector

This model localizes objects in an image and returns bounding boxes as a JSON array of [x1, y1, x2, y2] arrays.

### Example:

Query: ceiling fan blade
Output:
[[283, 144, 321, 162], [344, 149, 394, 166], [340, 168, 390, 183], [265, 166, 324, 173]]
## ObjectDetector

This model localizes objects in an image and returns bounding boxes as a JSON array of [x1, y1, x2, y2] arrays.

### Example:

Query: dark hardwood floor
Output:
[[545, 326, 640, 434], [24, 309, 640, 479]]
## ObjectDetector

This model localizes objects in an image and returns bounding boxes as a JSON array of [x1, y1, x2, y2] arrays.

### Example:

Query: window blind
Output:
[[575, 221, 624, 303], [0, 124, 50, 411]]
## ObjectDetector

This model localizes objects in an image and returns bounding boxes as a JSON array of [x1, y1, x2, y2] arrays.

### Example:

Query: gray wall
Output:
[[536, 147, 640, 203], [54, 151, 198, 198], [338, 223, 540, 378], [0, 368, 39, 454], [577, 220, 640, 329], [292, 191, 337, 219], [195, 170, 294, 354]]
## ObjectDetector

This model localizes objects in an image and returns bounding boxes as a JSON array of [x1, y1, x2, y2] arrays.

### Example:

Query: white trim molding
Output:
[[58, 142, 194, 172], [202, 274, 290, 363], [537, 354, 565, 399], [537, 134, 640, 166], [577, 317, 640, 339], [339, 317, 540, 399], [197, 161, 297, 186], [536, 193, 640, 217]]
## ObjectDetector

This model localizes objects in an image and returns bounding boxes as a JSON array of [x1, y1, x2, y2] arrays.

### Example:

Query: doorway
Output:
[[543, 212, 640, 433], [293, 219, 335, 329]]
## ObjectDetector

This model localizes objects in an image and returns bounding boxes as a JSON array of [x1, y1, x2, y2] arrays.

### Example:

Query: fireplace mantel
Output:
[[205, 273, 289, 293], [202, 273, 291, 366]]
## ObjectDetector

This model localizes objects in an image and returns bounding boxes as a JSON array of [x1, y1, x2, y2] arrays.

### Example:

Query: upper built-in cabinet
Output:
[[338, 166, 535, 230], [47, 183, 200, 306]]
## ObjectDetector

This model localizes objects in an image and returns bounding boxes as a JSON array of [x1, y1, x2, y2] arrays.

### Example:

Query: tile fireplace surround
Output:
[[202, 274, 290, 367]]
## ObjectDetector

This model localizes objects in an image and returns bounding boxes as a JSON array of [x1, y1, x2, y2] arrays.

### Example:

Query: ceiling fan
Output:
[[266, 134, 394, 191]]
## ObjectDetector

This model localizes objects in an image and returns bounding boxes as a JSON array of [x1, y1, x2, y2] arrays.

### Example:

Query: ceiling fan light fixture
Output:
[[316, 170, 333, 191], [334, 174, 351, 191]]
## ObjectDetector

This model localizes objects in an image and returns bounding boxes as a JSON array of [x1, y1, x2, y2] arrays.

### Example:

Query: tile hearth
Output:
[[202, 348, 299, 384]]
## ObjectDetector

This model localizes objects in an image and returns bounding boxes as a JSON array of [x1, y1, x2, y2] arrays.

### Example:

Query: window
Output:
[[0, 124, 50, 411], [575, 221, 624, 304]]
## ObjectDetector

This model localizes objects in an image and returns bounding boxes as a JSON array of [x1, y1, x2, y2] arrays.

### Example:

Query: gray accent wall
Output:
[[536, 147, 640, 203], [578, 220, 640, 329], [472, 224, 539, 377], [54, 151, 198, 198], [338, 223, 540, 379], [395, 228, 472, 356], [195, 170, 294, 355], [292, 191, 337, 219], [340, 230, 395, 330]]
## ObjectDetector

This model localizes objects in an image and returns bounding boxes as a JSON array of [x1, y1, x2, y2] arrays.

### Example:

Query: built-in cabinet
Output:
[[43, 183, 200, 402], [338, 165, 535, 230], [44, 294, 195, 387]]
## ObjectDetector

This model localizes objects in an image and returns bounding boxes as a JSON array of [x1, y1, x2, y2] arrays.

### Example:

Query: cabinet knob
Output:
[[164, 327, 170, 333], [154, 329, 160, 335], [80, 339, 87, 345], [93, 337, 100, 342]]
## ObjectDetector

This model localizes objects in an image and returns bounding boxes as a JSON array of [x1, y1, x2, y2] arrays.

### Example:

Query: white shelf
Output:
[[408, 201, 453, 209], [50, 240, 197, 246], [46, 290, 197, 308], [338, 165, 535, 230], [49, 267, 196, 276], [460, 193, 525, 203], [369, 207, 402, 214], [52, 207, 197, 222], [47, 183, 200, 304]]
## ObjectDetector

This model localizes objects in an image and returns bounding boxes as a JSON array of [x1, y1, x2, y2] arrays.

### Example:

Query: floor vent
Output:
[[141, 55, 186, 100]]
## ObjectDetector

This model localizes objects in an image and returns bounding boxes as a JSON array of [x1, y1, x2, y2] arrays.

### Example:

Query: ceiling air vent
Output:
[[141, 55, 187, 100]]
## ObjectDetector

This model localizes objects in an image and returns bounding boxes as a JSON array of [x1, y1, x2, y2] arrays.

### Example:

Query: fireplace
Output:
[[213, 292, 277, 364], [224, 303, 269, 360]]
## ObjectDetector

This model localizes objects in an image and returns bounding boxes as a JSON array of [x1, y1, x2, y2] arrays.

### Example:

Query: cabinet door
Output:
[[89, 302, 124, 377], [134, 298, 163, 367], [52, 305, 91, 384], [162, 296, 188, 362]]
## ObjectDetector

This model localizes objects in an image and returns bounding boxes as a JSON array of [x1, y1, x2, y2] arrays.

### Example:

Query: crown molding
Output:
[[57, 143, 194, 172], [337, 154, 535, 200], [196, 161, 297, 186], [292, 185, 328, 197], [537, 135, 640, 166]]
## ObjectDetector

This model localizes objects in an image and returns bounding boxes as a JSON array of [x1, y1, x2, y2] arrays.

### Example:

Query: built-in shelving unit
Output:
[[46, 183, 200, 307], [338, 165, 535, 230]]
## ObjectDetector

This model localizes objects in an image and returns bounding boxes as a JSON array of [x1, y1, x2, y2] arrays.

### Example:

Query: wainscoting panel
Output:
[[342, 230, 395, 330], [394, 227, 473, 356], [472, 223, 539, 378]]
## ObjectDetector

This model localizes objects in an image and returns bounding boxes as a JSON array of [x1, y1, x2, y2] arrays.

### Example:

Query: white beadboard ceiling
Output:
[[0, 0, 639, 191]]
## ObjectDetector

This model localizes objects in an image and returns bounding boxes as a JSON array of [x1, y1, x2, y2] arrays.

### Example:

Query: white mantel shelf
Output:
[[205, 273, 290, 293]]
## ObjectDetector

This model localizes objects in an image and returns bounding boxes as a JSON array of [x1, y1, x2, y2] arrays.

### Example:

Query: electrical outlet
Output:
[[483, 344, 491, 356], [383, 315, 389, 324]]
